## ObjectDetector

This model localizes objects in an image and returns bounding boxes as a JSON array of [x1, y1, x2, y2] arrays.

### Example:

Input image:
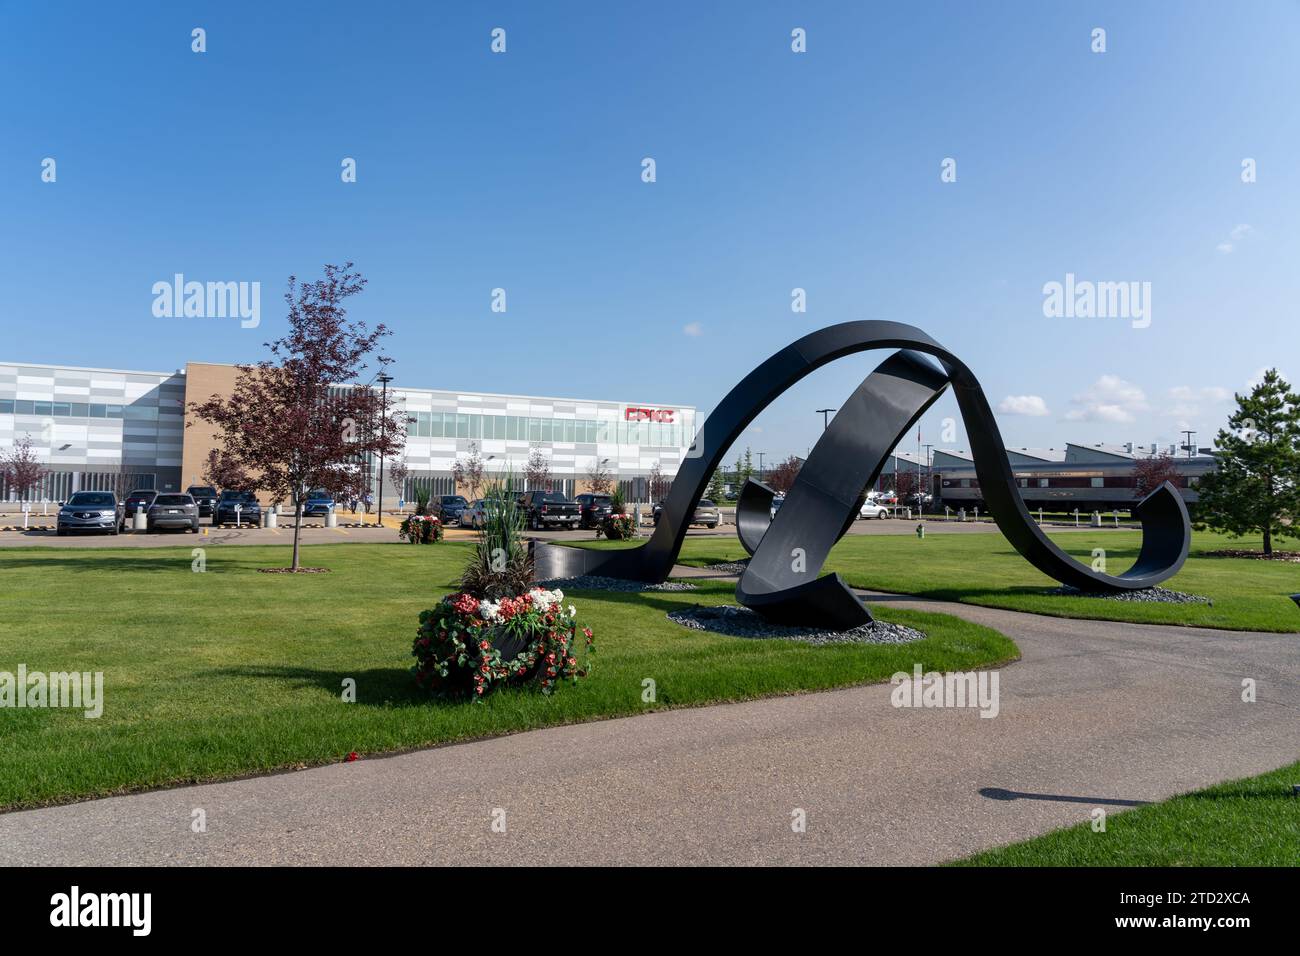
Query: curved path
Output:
[[0, 577, 1295, 866]]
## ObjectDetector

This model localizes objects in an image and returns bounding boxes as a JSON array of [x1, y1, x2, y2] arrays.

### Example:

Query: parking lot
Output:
[[0, 507, 1116, 548]]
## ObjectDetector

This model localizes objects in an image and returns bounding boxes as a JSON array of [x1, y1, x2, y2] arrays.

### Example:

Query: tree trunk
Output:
[[291, 499, 304, 570], [1263, 525, 1272, 556]]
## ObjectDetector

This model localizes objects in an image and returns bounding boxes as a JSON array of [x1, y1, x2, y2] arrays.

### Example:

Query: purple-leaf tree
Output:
[[189, 263, 406, 570], [1, 433, 45, 503]]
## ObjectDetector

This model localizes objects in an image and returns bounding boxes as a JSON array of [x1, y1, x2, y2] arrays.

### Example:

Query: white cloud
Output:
[[1216, 223, 1253, 254], [1166, 384, 1232, 418], [997, 395, 1050, 417], [1064, 374, 1148, 423], [683, 322, 703, 337]]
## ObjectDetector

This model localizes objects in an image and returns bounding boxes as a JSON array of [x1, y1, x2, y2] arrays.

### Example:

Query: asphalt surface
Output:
[[1, 581, 1294, 866], [0, 514, 1116, 548]]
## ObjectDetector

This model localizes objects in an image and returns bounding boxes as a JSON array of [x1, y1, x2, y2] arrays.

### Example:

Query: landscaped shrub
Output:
[[412, 588, 595, 698], [399, 513, 443, 544], [460, 475, 533, 598], [597, 513, 636, 540]]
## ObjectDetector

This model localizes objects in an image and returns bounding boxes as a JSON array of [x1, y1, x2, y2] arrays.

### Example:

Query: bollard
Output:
[[326, 511, 338, 528], [267, 508, 277, 529], [904, 507, 912, 520], [132, 506, 147, 531], [958, 508, 966, 521], [1090, 511, 1101, 527]]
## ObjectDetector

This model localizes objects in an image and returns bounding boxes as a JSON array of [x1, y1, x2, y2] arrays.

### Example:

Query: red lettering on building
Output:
[[624, 407, 675, 423]]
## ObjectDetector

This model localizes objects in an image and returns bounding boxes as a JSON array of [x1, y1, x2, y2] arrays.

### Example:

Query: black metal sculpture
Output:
[[534, 321, 1190, 629]]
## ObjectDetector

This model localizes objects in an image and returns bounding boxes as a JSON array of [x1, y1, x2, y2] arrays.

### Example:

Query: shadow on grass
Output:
[[208, 665, 425, 706]]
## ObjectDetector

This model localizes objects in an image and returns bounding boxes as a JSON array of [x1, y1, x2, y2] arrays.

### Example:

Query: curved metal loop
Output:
[[532, 321, 1191, 630], [735, 478, 776, 556]]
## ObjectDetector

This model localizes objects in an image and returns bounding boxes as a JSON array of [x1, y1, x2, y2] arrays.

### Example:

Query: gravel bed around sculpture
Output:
[[538, 575, 698, 592], [701, 560, 750, 575], [667, 603, 926, 645], [1044, 585, 1211, 605], [1202, 549, 1300, 562]]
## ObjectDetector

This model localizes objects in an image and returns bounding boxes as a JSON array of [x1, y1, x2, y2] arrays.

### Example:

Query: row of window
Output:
[[0, 399, 170, 421], [1, 470, 157, 502], [942, 475, 1187, 490], [405, 412, 690, 448]]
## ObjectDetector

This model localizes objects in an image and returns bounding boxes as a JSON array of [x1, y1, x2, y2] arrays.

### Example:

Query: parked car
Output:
[[652, 498, 721, 528], [56, 491, 120, 536], [859, 499, 890, 519], [119, 489, 158, 529], [522, 491, 580, 530], [301, 489, 335, 517], [214, 490, 261, 527], [575, 493, 613, 529], [435, 495, 469, 523], [459, 499, 488, 529], [186, 485, 219, 518], [147, 493, 200, 532], [769, 495, 785, 520]]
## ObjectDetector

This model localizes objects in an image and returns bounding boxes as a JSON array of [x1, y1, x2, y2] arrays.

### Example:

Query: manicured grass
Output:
[[951, 760, 1300, 866], [0, 543, 1017, 811], [574, 528, 1300, 632]]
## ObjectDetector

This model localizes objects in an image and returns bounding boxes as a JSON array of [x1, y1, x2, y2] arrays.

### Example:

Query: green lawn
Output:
[[0, 542, 1017, 811], [577, 528, 1300, 632], [952, 760, 1300, 866]]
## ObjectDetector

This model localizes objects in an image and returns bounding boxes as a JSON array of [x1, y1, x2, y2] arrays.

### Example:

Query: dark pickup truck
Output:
[[522, 491, 581, 530]]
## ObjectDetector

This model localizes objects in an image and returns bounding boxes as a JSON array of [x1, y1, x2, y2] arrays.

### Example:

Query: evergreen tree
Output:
[[705, 468, 727, 501], [1194, 369, 1300, 555]]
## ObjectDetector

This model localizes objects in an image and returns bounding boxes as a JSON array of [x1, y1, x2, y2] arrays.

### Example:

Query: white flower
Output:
[[568, 604, 577, 618], [478, 600, 501, 622]]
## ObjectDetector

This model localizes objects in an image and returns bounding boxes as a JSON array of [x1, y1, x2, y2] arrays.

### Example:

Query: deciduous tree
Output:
[[1, 433, 44, 502], [525, 445, 551, 491], [189, 263, 405, 570], [586, 457, 613, 495], [767, 455, 802, 494], [1132, 452, 1182, 499]]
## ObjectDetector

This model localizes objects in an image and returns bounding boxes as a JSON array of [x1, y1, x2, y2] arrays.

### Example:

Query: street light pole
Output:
[[815, 408, 837, 431], [376, 372, 393, 528], [757, 451, 766, 482]]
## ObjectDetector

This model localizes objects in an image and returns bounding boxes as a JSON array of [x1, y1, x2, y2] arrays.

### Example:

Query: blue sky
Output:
[[2, 1, 1296, 461]]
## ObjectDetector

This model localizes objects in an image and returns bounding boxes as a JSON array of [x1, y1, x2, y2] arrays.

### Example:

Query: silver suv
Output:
[[56, 491, 121, 536]]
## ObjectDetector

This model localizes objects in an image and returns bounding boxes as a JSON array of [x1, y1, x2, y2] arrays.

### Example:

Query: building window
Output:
[[1038, 478, 1049, 488], [1090, 477, 1104, 488]]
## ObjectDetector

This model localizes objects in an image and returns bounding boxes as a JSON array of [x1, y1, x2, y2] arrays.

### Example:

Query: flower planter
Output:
[[412, 588, 595, 698], [597, 513, 636, 541]]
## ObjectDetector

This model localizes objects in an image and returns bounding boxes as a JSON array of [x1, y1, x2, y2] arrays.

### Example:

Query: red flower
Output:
[[345, 751, 359, 762]]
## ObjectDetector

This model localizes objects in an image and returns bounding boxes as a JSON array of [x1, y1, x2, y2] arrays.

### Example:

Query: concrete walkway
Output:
[[0, 582, 1295, 866]]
